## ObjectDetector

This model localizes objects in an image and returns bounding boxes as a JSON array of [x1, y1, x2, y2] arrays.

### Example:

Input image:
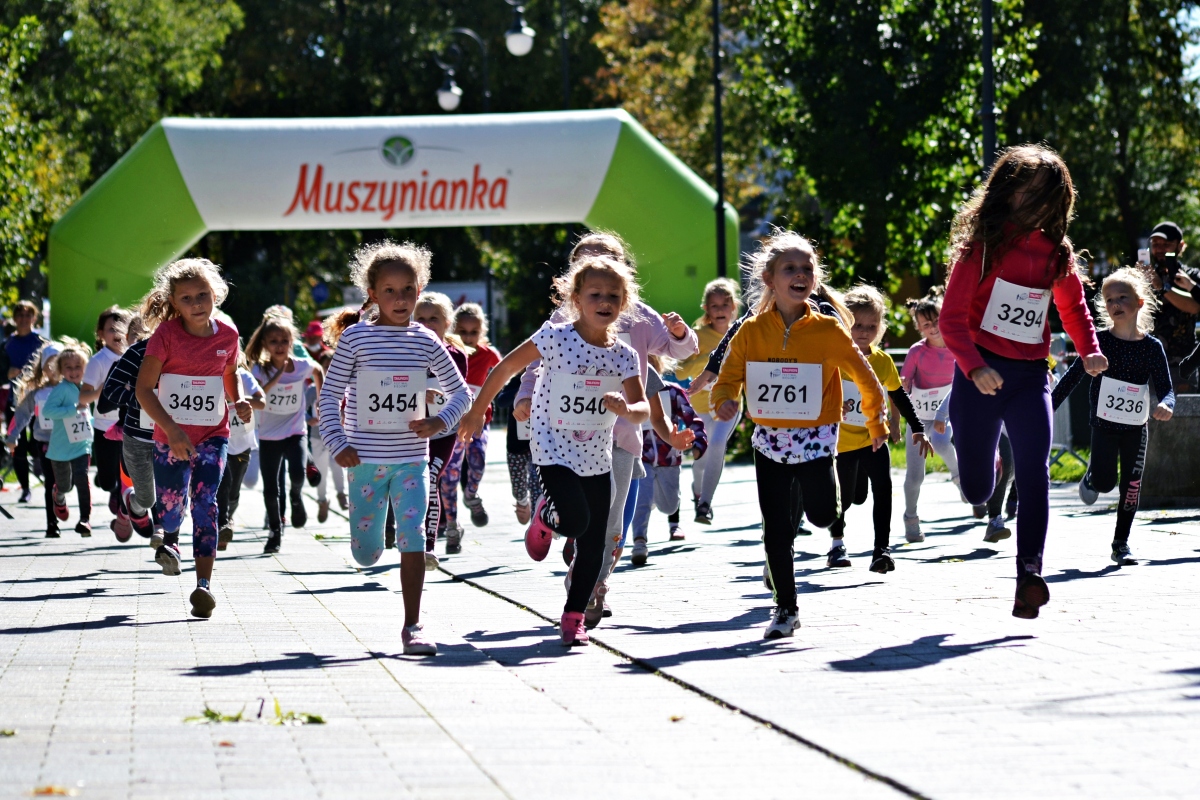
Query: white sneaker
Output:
[[1078, 475, 1098, 505], [764, 606, 799, 640], [904, 514, 924, 543], [952, 475, 969, 504], [631, 538, 648, 566], [402, 624, 438, 656], [983, 516, 1012, 543], [424, 551, 440, 571]]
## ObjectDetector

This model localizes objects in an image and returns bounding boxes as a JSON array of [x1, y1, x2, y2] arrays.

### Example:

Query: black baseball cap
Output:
[[1150, 221, 1184, 241]]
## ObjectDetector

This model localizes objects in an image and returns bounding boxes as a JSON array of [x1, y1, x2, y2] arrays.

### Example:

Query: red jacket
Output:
[[465, 343, 502, 424], [941, 230, 1101, 376]]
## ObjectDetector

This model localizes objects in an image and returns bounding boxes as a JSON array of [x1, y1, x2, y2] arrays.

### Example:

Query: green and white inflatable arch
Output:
[[48, 108, 738, 338]]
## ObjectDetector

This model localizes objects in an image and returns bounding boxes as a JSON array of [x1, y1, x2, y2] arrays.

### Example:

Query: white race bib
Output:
[[746, 362, 822, 420], [1097, 377, 1150, 425], [265, 382, 302, 415], [840, 380, 867, 426], [356, 370, 426, 428], [36, 406, 53, 432], [980, 278, 1050, 344], [910, 384, 950, 421], [229, 408, 256, 451], [547, 372, 621, 429], [138, 406, 155, 430], [65, 411, 92, 444], [516, 416, 532, 441], [158, 374, 225, 426], [426, 374, 448, 416]]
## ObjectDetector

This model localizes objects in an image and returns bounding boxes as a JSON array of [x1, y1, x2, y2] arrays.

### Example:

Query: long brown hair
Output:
[[244, 312, 301, 368], [141, 258, 230, 329]]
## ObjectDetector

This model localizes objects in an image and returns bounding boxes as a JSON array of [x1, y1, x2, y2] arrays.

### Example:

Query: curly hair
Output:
[[326, 240, 433, 345], [141, 258, 229, 329]]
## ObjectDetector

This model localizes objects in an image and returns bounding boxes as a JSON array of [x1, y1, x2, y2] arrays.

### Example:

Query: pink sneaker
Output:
[[110, 510, 132, 543], [560, 612, 589, 647], [524, 497, 554, 562], [402, 624, 438, 656]]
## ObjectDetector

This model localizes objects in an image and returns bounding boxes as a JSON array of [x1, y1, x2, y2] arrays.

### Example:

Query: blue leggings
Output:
[[348, 461, 429, 563], [154, 437, 228, 558]]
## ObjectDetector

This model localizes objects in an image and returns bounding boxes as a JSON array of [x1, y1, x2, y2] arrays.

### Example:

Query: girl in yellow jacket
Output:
[[710, 231, 888, 640]]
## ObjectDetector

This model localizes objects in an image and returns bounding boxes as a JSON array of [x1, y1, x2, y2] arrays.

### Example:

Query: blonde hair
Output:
[[244, 312, 301, 368], [13, 342, 61, 405], [416, 292, 472, 354], [551, 255, 641, 325], [648, 353, 677, 375], [1096, 266, 1158, 334], [326, 240, 433, 345], [570, 230, 635, 269], [744, 230, 824, 316], [698, 277, 741, 326], [453, 302, 489, 342], [141, 258, 229, 329], [843, 284, 889, 346], [55, 337, 92, 376]]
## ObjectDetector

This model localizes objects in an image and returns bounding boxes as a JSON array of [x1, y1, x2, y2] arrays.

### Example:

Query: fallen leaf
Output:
[[31, 787, 77, 797], [0, 729, 16, 737], [669, 715, 684, 722], [218, 741, 235, 748]]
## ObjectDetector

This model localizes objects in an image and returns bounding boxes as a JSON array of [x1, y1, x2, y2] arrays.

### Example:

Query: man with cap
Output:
[[1141, 221, 1200, 392], [302, 319, 333, 372]]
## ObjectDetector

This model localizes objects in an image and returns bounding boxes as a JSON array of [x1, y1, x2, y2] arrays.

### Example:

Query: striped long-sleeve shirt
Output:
[[318, 321, 471, 464], [98, 340, 153, 442]]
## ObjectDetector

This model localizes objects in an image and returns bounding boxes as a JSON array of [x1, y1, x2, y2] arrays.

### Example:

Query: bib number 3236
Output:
[[356, 371, 426, 428], [1097, 377, 1150, 425], [746, 362, 822, 420], [980, 277, 1050, 345], [158, 374, 225, 426], [549, 372, 621, 429]]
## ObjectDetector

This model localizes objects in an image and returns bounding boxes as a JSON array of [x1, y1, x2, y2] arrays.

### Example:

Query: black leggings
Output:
[[537, 464, 611, 614], [986, 433, 1014, 519], [51, 454, 92, 523], [217, 449, 251, 529], [34, 442, 58, 532], [829, 444, 891, 549], [1087, 425, 1148, 543], [11, 426, 32, 492], [92, 430, 122, 495], [755, 451, 839, 612], [260, 435, 305, 534]]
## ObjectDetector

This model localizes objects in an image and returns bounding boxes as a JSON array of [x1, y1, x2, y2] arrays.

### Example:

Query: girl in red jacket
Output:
[[941, 144, 1108, 620]]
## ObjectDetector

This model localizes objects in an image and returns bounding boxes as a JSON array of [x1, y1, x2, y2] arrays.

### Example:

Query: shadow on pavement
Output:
[[461, 630, 577, 666], [1045, 565, 1121, 583], [291, 581, 389, 595], [829, 634, 1034, 672], [611, 606, 772, 636], [183, 651, 381, 676], [2, 572, 100, 584], [0, 587, 165, 602], [920, 548, 1000, 563], [451, 566, 533, 581], [617, 638, 803, 671]]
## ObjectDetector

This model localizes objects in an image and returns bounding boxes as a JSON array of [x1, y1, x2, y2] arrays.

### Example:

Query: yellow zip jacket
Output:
[[710, 307, 889, 440]]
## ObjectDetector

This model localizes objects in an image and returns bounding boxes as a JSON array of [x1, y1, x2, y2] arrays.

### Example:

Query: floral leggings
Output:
[[154, 437, 228, 559], [348, 461, 429, 564], [458, 428, 489, 497], [438, 437, 468, 529], [506, 451, 541, 506]]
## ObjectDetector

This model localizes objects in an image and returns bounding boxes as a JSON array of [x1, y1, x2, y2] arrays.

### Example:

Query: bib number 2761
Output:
[[746, 362, 822, 420]]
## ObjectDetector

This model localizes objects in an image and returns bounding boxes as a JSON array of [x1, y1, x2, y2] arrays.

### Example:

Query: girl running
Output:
[[460, 255, 648, 646], [42, 340, 96, 536], [218, 350, 265, 550], [941, 144, 1107, 619], [1051, 267, 1173, 565], [710, 231, 888, 640], [453, 302, 502, 528], [5, 342, 64, 537], [136, 258, 251, 619], [80, 306, 132, 521], [319, 241, 471, 656], [675, 278, 741, 524], [246, 311, 323, 554], [829, 285, 930, 572], [899, 288, 965, 542], [500, 374, 541, 522]]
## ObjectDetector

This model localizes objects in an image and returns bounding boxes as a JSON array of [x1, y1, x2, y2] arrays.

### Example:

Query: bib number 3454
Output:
[[356, 371, 426, 428]]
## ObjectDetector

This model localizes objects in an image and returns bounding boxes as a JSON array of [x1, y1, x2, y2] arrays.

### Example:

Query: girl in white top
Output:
[[319, 241, 471, 656], [460, 255, 648, 647], [217, 353, 266, 550], [79, 305, 132, 518], [247, 312, 324, 553]]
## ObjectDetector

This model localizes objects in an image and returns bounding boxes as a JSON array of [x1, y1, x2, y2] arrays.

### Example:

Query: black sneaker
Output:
[[795, 523, 812, 536], [75, 520, 92, 537], [972, 504, 987, 519], [291, 503, 307, 529], [1012, 572, 1050, 619], [263, 534, 281, 554], [189, 585, 216, 618], [217, 525, 234, 551], [826, 544, 851, 568], [18, 488, 32, 503], [869, 547, 895, 574], [694, 501, 713, 525], [463, 494, 489, 527], [155, 544, 182, 576], [1111, 542, 1137, 566], [45, 529, 61, 539]]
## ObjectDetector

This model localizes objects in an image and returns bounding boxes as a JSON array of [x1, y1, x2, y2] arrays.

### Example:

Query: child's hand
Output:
[[715, 399, 739, 421], [166, 426, 196, 461], [662, 312, 689, 339], [409, 417, 446, 439], [934, 420, 947, 435], [667, 428, 695, 450], [512, 398, 532, 422], [1082, 353, 1109, 376], [334, 445, 361, 468], [869, 435, 887, 452], [901, 377, 913, 393], [458, 409, 485, 443], [234, 399, 252, 423], [603, 392, 629, 419], [6, 443, 15, 455], [1152, 402, 1174, 422], [425, 389, 444, 406], [969, 366, 1004, 395], [888, 425, 902, 444], [688, 370, 717, 396], [911, 432, 933, 458], [76, 402, 88, 411]]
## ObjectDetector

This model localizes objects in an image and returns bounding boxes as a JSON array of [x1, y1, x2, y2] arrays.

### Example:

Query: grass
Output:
[[184, 699, 325, 726]]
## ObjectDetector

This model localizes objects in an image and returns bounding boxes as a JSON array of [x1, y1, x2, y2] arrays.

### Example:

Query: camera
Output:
[[1155, 251, 1181, 285]]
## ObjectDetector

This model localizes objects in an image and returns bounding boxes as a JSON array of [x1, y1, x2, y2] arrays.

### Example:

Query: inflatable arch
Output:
[[48, 108, 738, 338]]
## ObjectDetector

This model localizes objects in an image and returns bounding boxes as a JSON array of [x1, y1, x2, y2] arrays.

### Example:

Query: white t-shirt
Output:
[[228, 369, 262, 455], [83, 346, 122, 431], [530, 321, 640, 476], [252, 359, 315, 441]]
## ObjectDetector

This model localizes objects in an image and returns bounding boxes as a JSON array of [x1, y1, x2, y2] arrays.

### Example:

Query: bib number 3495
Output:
[[356, 371, 426, 428], [980, 277, 1050, 345], [746, 362, 822, 420], [158, 374, 225, 426]]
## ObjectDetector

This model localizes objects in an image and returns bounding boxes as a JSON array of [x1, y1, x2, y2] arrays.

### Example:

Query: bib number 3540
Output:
[[746, 362, 822, 420], [548, 372, 621, 429], [356, 371, 426, 428]]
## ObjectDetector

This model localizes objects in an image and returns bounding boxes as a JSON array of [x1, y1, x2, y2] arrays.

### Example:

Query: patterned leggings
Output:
[[458, 428, 489, 497], [506, 451, 542, 505], [438, 437, 467, 528], [348, 461, 428, 563], [154, 437, 228, 558]]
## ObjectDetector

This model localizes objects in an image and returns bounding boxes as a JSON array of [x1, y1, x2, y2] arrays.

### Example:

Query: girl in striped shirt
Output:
[[319, 241, 471, 656]]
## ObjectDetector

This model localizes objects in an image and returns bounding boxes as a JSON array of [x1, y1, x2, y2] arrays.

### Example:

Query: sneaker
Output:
[[108, 491, 121, 516], [631, 538, 649, 566], [306, 460, 320, 487], [317, 501, 329, 524], [514, 500, 532, 525], [445, 524, 463, 555], [952, 475, 968, 504], [826, 544, 851, 568], [263, 534, 281, 554], [584, 598, 604, 629], [337, 492, 348, 511], [424, 551, 440, 571], [217, 525, 234, 551], [155, 543, 182, 576], [903, 515, 923, 543], [1012, 572, 1050, 619], [694, 501, 713, 524], [463, 494, 489, 527], [53, 495, 69, 522], [560, 611, 589, 646], [1078, 474, 1098, 506], [764, 606, 799, 640], [669, 524, 685, 541], [561, 537, 575, 566], [45, 529, 61, 539], [189, 585, 216, 619], [402, 623, 438, 656], [795, 523, 812, 536], [1111, 542, 1137, 566], [983, 516, 1012, 543], [110, 511, 132, 543], [18, 488, 32, 503], [75, 520, 92, 537], [972, 504, 987, 519], [869, 547, 895, 574], [130, 511, 153, 538], [291, 504, 307, 529], [150, 530, 164, 550], [524, 497, 554, 562]]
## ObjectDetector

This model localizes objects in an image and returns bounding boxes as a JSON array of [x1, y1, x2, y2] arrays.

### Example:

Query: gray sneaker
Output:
[[189, 585, 216, 618], [904, 515, 924, 543], [826, 544, 851, 568], [983, 516, 1012, 543], [584, 597, 604, 629], [445, 524, 463, 555], [764, 606, 799, 640], [424, 551, 440, 571], [1111, 542, 1137, 565], [463, 494, 488, 527], [1078, 475, 1099, 506], [631, 538, 649, 566]]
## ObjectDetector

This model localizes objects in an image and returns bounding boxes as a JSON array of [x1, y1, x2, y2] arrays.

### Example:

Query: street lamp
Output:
[[712, 0, 727, 277], [437, 74, 463, 112], [434, 30, 490, 113], [505, 1, 536, 57]]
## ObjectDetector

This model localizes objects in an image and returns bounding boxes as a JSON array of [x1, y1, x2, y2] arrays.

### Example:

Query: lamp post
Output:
[[981, 0, 998, 172], [504, 1, 536, 57], [712, 0, 727, 277], [435, 28, 490, 112]]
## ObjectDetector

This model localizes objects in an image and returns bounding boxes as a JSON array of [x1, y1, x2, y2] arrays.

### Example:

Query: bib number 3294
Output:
[[158, 374, 225, 426], [981, 277, 1050, 345], [746, 362, 822, 420], [1097, 377, 1150, 425], [548, 372, 621, 429], [356, 371, 426, 428]]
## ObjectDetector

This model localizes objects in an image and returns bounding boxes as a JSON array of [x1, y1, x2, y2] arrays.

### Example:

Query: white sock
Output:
[[830, 538, 844, 552]]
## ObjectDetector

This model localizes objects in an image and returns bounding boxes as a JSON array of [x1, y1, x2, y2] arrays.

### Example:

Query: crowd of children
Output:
[[7, 142, 1183, 652]]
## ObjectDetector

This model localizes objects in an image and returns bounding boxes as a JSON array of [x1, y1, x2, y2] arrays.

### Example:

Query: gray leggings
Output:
[[122, 436, 157, 516], [903, 422, 959, 518], [593, 446, 639, 594]]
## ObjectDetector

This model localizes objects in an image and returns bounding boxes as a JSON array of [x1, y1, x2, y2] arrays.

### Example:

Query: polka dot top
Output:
[[1051, 330, 1174, 431]]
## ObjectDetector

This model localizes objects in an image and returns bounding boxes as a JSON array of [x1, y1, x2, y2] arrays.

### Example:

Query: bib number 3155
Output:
[[746, 362, 822, 420], [356, 371, 426, 428]]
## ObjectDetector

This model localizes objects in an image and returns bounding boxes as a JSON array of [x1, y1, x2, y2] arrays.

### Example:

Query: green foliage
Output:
[[184, 704, 246, 724]]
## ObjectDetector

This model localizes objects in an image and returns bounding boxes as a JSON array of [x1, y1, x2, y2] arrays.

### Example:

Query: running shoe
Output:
[[18, 488, 31, 503], [53, 494, 69, 522], [694, 501, 713, 525], [424, 551, 440, 571], [903, 514, 923, 543], [826, 544, 851, 568], [524, 497, 554, 561], [869, 547, 895, 574], [150, 530, 164, 550], [337, 492, 348, 510], [263, 534, 281, 555], [1078, 474, 1098, 506], [217, 525, 234, 551], [445, 524, 463, 555], [45, 529, 60, 539], [514, 499, 532, 525], [189, 584, 216, 619], [972, 504, 987, 519], [111, 511, 132, 543], [584, 598, 604, 629], [560, 611, 589, 646], [463, 494, 489, 527], [155, 543, 182, 576], [291, 503, 307, 529], [402, 624, 438, 656], [983, 516, 1012, 543], [669, 524, 685, 541], [631, 538, 649, 566], [1012, 572, 1050, 619], [763, 607, 799, 640], [1111, 542, 1137, 566], [75, 520, 91, 537], [108, 490, 121, 515], [130, 511, 154, 538], [317, 501, 329, 524], [306, 460, 320, 487], [561, 537, 575, 566]]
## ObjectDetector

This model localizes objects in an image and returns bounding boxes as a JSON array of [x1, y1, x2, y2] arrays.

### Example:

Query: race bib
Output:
[[516, 417, 531, 440], [548, 372, 621, 429], [158, 374, 225, 426], [910, 384, 950, 421], [65, 411, 92, 444], [1097, 377, 1150, 425], [229, 408, 256, 451], [840, 380, 867, 426], [356, 370, 426, 428], [36, 406, 53, 432], [265, 382, 302, 415], [138, 406, 155, 430], [980, 278, 1050, 344], [746, 362, 822, 420], [426, 375, 448, 416]]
